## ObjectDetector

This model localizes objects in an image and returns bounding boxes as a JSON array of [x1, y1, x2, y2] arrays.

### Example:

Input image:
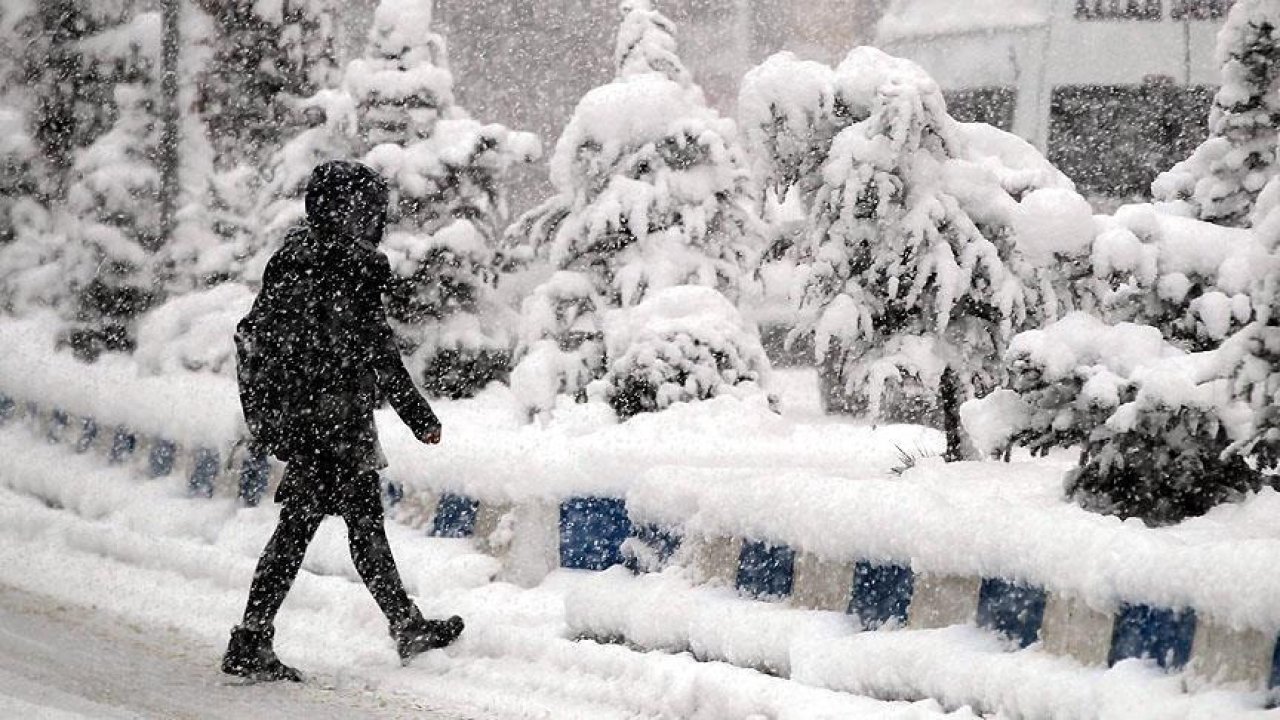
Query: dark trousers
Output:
[[240, 476, 415, 630]]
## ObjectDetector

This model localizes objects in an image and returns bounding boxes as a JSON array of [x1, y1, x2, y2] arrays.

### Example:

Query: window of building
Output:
[[1048, 81, 1213, 201], [1170, 0, 1234, 20], [943, 87, 1017, 132], [1075, 0, 1163, 20]]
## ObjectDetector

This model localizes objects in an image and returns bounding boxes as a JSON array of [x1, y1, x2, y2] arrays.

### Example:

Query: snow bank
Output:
[[134, 283, 255, 377], [626, 458, 1280, 634], [0, 316, 243, 447]]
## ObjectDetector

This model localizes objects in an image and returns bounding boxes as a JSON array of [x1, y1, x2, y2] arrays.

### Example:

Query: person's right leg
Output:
[[223, 501, 325, 681], [341, 471, 463, 660]]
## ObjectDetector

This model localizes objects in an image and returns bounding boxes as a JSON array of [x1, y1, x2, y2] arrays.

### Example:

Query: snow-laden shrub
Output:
[[602, 286, 772, 420], [134, 282, 254, 376], [1153, 0, 1280, 227], [382, 219, 516, 398], [508, 271, 606, 419], [962, 312, 1264, 525], [1065, 374, 1259, 527], [1091, 204, 1270, 350]]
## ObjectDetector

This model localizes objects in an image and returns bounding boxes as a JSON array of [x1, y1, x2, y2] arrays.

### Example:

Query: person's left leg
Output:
[[223, 499, 325, 681]]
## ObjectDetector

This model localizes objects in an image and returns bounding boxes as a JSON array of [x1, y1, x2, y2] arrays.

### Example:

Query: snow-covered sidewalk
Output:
[[0, 425, 970, 720], [0, 583, 475, 720]]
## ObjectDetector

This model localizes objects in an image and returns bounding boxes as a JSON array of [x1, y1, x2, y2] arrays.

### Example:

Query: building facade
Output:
[[877, 0, 1232, 202]]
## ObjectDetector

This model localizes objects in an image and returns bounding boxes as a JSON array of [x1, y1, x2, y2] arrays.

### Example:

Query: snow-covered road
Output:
[[0, 424, 969, 720]]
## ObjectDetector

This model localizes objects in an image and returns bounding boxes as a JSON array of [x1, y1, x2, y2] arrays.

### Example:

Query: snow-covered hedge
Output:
[[962, 313, 1268, 525]]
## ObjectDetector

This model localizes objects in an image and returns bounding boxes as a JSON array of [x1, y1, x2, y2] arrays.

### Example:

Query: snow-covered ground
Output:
[[2, 312, 1277, 717], [0, 382, 977, 720]]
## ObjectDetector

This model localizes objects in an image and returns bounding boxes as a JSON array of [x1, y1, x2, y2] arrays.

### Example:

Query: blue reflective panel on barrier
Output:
[[559, 497, 631, 571], [47, 409, 69, 443], [189, 448, 219, 498], [74, 417, 98, 453], [149, 439, 177, 477], [850, 561, 914, 630], [1270, 634, 1280, 690], [624, 523, 682, 573], [108, 427, 136, 463], [382, 479, 404, 509], [736, 540, 795, 600], [433, 493, 480, 539], [238, 450, 270, 507], [1107, 603, 1197, 670], [977, 577, 1047, 649], [0, 393, 13, 424]]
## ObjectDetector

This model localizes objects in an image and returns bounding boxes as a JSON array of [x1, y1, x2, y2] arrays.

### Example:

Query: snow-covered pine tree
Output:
[[505, 0, 767, 418], [349, 0, 539, 398], [62, 78, 165, 359], [18, 0, 142, 202], [1153, 0, 1280, 227], [0, 105, 57, 317], [0, 108, 40, 247], [787, 47, 1087, 456], [194, 0, 338, 167], [177, 0, 342, 294], [251, 88, 359, 282]]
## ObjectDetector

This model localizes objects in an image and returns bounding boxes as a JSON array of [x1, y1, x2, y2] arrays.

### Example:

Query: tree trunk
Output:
[[156, 0, 182, 250], [32, 0, 88, 202], [941, 365, 964, 462]]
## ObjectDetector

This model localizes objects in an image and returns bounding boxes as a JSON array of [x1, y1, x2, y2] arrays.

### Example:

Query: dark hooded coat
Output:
[[241, 161, 440, 516]]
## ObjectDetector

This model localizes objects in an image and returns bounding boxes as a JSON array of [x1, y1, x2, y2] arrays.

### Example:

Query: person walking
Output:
[[223, 160, 463, 682]]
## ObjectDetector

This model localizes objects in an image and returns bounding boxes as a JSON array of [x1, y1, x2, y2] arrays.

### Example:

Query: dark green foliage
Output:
[[1066, 403, 1264, 526]]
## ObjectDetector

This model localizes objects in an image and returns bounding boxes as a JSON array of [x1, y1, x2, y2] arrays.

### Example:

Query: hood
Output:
[[304, 160, 390, 250]]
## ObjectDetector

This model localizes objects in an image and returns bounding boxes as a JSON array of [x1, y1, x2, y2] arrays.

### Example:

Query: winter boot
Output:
[[391, 611, 464, 661], [221, 625, 303, 682]]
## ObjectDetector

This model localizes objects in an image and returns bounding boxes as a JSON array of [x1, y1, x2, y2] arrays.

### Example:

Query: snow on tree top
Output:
[[549, 73, 726, 190], [603, 285, 755, 357], [738, 52, 835, 142], [615, 0, 692, 87], [345, 59, 453, 105], [1007, 311, 1185, 382], [1099, 203, 1271, 294], [877, 0, 1051, 42], [369, 0, 436, 58]]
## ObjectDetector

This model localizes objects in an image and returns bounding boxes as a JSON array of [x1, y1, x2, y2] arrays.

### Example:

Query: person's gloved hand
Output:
[[419, 426, 442, 445]]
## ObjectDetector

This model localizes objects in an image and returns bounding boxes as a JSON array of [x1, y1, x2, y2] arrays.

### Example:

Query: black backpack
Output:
[[234, 250, 346, 459]]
